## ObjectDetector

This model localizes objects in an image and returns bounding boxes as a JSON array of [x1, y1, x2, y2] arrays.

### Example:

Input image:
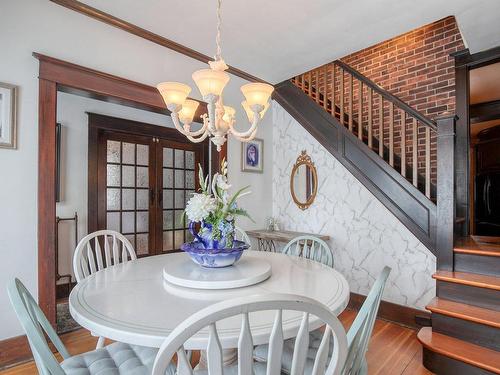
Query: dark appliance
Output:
[[474, 126, 500, 236]]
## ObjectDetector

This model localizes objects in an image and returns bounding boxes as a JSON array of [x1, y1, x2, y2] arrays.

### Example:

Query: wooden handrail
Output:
[[334, 60, 437, 131]]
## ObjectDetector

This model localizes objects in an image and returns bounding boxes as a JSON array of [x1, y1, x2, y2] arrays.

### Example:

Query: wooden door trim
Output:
[[36, 54, 223, 327], [88, 113, 209, 254]]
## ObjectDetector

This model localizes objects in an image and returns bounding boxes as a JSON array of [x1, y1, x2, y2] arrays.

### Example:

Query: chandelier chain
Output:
[[215, 0, 223, 61]]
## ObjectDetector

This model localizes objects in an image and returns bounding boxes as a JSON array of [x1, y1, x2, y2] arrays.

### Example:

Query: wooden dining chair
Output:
[[254, 266, 391, 375], [152, 293, 348, 375], [8, 278, 170, 375], [234, 225, 252, 247], [282, 235, 334, 267], [73, 229, 137, 348]]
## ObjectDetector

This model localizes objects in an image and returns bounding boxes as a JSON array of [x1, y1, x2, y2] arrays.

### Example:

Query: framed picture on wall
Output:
[[0, 82, 17, 149], [241, 138, 263, 173]]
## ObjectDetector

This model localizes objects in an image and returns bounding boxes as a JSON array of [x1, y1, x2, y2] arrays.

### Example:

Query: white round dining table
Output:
[[69, 251, 350, 350]]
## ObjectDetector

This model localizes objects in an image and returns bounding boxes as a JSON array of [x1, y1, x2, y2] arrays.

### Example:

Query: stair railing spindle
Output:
[[315, 69, 320, 104], [358, 82, 363, 141], [331, 64, 336, 117], [349, 75, 353, 132], [379, 96, 384, 158], [340, 69, 344, 126], [323, 65, 328, 111], [413, 118, 418, 188], [425, 127, 431, 198], [368, 87, 373, 149], [389, 102, 394, 167], [401, 109, 406, 178]]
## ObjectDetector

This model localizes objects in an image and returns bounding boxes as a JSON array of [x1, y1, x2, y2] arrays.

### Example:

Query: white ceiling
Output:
[[81, 0, 500, 83]]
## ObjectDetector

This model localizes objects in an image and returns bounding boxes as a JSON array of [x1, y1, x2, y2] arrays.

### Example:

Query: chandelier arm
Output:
[[186, 131, 210, 143], [171, 111, 209, 137], [230, 128, 258, 142], [228, 112, 260, 138]]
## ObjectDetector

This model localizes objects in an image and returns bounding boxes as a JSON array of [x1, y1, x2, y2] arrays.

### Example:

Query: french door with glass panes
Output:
[[92, 123, 207, 257]]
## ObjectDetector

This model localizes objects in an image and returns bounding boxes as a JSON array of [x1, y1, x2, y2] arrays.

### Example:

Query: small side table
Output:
[[246, 229, 330, 252]]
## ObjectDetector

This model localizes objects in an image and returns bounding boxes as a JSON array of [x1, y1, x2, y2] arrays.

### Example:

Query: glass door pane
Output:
[[105, 139, 151, 256], [161, 146, 197, 252]]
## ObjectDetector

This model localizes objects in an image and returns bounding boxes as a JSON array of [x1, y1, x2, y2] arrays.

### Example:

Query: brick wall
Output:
[[295, 16, 465, 192], [340, 16, 464, 118]]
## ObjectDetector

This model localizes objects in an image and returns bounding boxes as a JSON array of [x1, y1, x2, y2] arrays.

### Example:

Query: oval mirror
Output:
[[290, 151, 317, 210]]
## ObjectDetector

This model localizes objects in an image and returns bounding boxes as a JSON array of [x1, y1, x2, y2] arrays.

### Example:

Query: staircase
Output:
[[274, 60, 500, 374], [274, 60, 441, 251], [418, 236, 500, 374]]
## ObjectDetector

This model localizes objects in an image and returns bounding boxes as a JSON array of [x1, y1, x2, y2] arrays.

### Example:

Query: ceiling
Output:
[[80, 0, 500, 83], [470, 61, 500, 104]]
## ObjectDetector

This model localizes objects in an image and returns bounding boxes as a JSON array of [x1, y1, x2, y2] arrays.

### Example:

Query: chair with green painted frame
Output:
[[7, 278, 171, 375], [254, 266, 391, 375], [282, 235, 334, 267]]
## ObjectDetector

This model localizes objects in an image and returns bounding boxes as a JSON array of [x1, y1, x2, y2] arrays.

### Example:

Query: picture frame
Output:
[[241, 138, 264, 173], [0, 82, 17, 149]]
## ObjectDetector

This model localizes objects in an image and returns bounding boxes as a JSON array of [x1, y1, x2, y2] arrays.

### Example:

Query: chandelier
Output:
[[156, 0, 274, 152]]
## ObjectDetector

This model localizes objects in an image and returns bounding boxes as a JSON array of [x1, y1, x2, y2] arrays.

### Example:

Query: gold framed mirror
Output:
[[290, 150, 318, 210]]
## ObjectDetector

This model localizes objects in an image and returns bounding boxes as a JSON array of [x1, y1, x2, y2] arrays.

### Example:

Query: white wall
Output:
[[0, 0, 272, 340], [272, 102, 436, 310]]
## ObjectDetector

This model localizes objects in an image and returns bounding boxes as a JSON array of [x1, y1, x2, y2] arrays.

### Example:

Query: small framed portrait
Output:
[[241, 138, 263, 173], [0, 82, 17, 149]]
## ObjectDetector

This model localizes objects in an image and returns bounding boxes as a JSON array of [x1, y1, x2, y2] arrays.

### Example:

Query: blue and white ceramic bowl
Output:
[[180, 240, 250, 268]]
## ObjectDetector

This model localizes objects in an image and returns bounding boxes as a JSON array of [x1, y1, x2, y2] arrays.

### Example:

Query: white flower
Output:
[[216, 174, 231, 190], [185, 193, 217, 222]]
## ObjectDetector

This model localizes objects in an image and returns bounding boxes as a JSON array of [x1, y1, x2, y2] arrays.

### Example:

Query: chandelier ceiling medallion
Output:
[[156, 0, 274, 152]]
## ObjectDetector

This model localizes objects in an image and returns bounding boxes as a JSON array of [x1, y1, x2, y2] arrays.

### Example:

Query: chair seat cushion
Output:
[[253, 328, 333, 375], [194, 361, 267, 375], [61, 342, 176, 375]]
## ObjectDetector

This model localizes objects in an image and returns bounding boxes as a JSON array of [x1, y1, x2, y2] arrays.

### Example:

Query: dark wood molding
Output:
[[0, 335, 32, 370], [33, 53, 207, 123], [48, 0, 268, 84], [454, 46, 500, 69], [453, 56, 470, 237], [38, 79, 58, 327], [87, 113, 210, 253], [335, 60, 437, 130], [348, 292, 430, 330], [274, 80, 437, 252], [470, 100, 500, 124], [436, 114, 457, 270]]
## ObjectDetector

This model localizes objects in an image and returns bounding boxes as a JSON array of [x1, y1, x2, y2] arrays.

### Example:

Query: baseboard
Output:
[[0, 334, 32, 370], [348, 292, 431, 329]]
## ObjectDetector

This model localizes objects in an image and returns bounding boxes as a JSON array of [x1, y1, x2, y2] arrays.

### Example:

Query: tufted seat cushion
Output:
[[253, 328, 333, 375], [61, 342, 176, 375]]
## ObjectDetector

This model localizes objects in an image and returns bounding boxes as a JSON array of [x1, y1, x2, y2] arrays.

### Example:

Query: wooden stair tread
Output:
[[417, 327, 500, 374], [455, 236, 500, 257], [427, 297, 500, 328], [433, 271, 500, 291]]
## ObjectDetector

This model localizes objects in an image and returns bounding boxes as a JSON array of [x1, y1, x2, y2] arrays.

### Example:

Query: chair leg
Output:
[[96, 336, 105, 349], [357, 357, 368, 375]]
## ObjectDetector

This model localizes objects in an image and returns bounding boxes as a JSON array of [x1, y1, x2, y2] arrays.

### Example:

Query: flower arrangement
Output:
[[184, 159, 251, 250]]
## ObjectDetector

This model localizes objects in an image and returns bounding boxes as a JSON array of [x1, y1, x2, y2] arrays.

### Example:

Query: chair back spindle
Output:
[[73, 230, 137, 282], [283, 235, 334, 267], [152, 294, 348, 375]]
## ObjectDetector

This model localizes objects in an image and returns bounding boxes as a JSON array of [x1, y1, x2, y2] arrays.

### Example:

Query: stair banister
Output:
[[333, 60, 438, 131], [435, 114, 457, 270]]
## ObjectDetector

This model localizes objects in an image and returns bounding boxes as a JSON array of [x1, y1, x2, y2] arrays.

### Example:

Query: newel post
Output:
[[435, 114, 457, 271]]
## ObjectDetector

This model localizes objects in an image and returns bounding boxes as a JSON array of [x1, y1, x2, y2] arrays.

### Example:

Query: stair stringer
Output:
[[274, 80, 437, 253]]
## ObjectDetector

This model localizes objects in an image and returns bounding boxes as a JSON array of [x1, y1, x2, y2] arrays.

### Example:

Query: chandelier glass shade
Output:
[[156, 0, 273, 151]]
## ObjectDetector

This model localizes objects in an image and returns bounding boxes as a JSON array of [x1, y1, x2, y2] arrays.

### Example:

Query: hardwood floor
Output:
[[0, 309, 433, 375]]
